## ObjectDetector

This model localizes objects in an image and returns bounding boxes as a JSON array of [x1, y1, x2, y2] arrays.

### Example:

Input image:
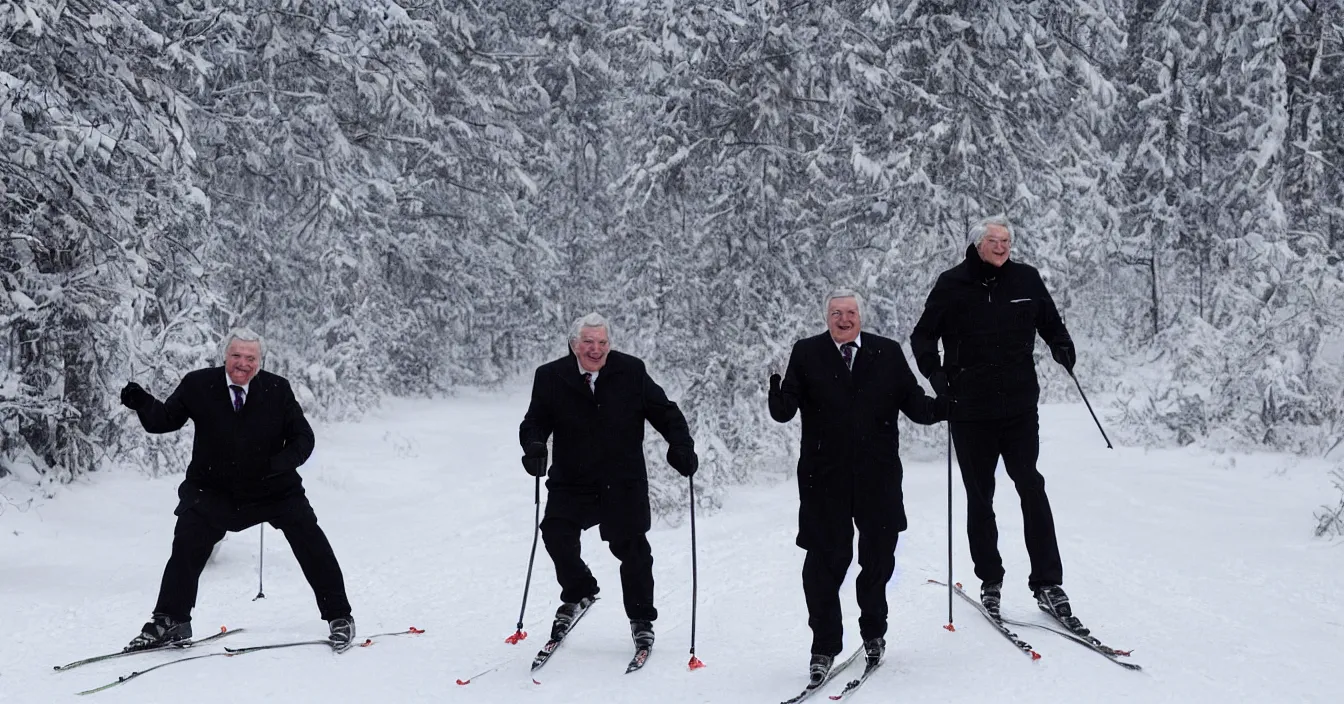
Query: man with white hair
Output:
[[118, 328, 355, 653], [910, 215, 1085, 634], [519, 313, 698, 668], [769, 290, 948, 687]]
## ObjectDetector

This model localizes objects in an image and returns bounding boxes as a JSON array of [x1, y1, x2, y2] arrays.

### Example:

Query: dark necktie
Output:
[[582, 372, 593, 392], [841, 342, 857, 371], [230, 385, 245, 412]]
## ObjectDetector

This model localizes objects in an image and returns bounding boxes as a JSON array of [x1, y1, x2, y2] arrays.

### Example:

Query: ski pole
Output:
[[945, 423, 954, 631], [506, 475, 542, 644], [253, 525, 265, 600], [688, 475, 705, 670], [1069, 370, 1112, 449]]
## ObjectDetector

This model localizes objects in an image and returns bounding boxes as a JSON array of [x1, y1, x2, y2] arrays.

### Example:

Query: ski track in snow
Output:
[[2, 384, 1340, 703]]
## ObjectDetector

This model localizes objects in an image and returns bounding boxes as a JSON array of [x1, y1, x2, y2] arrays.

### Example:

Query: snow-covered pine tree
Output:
[[1, 0, 219, 481]]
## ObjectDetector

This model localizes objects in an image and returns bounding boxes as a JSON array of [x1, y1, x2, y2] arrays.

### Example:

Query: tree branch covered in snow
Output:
[[2, 1, 1342, 525], [1315, 467, 1344, 539]]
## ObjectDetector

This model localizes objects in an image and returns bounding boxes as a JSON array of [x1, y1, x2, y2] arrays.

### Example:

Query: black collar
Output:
[[964, 243, 1007, 283]]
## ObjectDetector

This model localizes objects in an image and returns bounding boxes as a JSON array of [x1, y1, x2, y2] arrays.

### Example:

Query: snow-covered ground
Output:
[[2, 385, 1340, 703]]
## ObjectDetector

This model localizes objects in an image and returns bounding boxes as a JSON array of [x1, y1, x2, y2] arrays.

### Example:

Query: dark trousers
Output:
[[802, 526, 898, 656], [541, 516, 657, 622], [153, 502, 352, 622], [950, 410, 1063, 590]]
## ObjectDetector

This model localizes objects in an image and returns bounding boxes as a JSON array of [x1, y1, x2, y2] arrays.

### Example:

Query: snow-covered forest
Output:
[[2, 1, 1342, 531]]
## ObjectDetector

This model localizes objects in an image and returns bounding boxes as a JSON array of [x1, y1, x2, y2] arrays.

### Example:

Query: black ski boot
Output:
[[630, 619, 654, 650], [981, 581, 1003, 620], [550, 595, 595, 641], [808, 653, 834, 687], [1035, 585, 1089, 636], [328, 616, 356, 653], [125, 613, 192, 652], [862, 637, 885, 670], [624, 619, 656, 673]]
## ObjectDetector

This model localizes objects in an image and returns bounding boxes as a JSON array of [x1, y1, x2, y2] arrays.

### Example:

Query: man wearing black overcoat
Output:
[[519, 313, 698, 657], [119, 328, 355, 652], [909, 215, 1087, 635], [769, 290, 948, 685]]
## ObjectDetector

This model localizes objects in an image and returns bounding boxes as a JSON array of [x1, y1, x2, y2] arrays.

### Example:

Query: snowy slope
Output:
[[2, 385, 1340, 703]]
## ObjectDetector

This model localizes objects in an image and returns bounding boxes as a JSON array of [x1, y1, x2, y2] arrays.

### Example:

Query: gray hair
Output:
[[221, 327, 265, 364], [569, 312, 610, 343], [969, 215, 1014, 245], [823, 289, 864, 322]]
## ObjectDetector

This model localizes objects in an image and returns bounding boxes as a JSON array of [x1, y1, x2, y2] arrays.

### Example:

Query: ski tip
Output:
[[532, 678, 542, 685], [688, 655, 706, 670], [219, 626, 228, 633], [944, 623, 956, 632], [1030, 650, 1042, 660], [359, 638, 374, 648], [625, 649, 650, 673], [455, 678, 470, 685], [408, 626, 425, 634], [504, 630, 527, 644], [954, 582, 963, 589]]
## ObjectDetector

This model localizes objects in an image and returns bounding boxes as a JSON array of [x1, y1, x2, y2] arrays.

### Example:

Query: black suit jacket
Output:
[[519, 350, 694, 541], [769, 332, 943, 550], [135, 368, 315, 511]]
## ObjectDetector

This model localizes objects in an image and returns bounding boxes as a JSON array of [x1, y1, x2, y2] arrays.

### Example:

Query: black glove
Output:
[[769, 373, 782, 391], [934, 394, 953, 422], [667, 445, 698, 478], [929, 370, 949, 397], [521, 441, 548, 477], [119, 382, 151, 410], [1051, 343, 1076, 373]]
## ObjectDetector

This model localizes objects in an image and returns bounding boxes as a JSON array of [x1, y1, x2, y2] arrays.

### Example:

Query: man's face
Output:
[[225, 340, 262, 385], [977, 224, 1012, 268], [827, 297, 861, 344], [571, 326, 610, 372]]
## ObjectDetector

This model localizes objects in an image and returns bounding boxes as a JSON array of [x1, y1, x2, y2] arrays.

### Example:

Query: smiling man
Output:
[[769, 289, 948, 685], [118, 328, 355, 653], [910, 215, 1085, 635], [518, 312, 697, 665]]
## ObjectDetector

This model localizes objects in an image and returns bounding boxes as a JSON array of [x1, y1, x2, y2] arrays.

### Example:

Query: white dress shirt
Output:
[[226, 372, 250, 408], [576, 361, 599, 392], [833, 332, 862, 367]]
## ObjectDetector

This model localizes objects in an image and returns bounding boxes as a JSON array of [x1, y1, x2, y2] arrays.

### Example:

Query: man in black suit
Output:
[[519, 313, 698, 657], [119, 328, 355, 652], [769, 290, 948, 684], [909, 215, 1084, 633]]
